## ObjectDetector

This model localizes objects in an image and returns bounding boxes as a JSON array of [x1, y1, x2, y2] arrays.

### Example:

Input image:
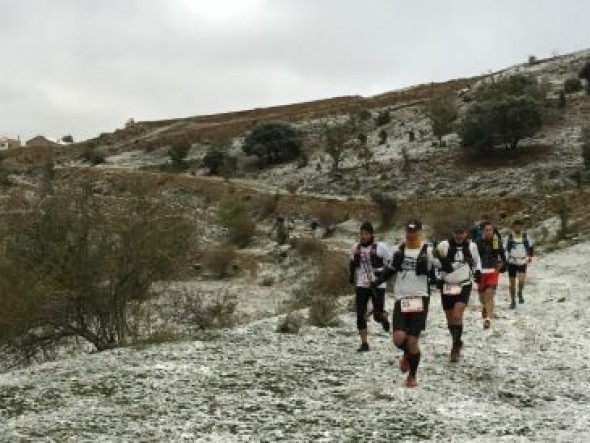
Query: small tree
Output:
[[61, 135, 74, 143], [324, 124, 350, 172], [378, 130, 388, 145], [375, 110, 391, 127], [579, 60, 590, 93], [581, 127, 590, 169], [370, 191, 397, 229], [218, 198, 256, 248], [168, 141, 190, 171], [202, 147, 226, 175], [564, 77, 582, 94], [425, 95, 458, 144], [242, 122, 302, 167]]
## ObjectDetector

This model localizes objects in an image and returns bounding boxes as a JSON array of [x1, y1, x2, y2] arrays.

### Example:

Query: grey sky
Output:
[[1, 0, 589, 142]]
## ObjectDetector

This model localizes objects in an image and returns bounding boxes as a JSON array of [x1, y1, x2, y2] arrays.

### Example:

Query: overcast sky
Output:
[[1, 0, 589, 142]]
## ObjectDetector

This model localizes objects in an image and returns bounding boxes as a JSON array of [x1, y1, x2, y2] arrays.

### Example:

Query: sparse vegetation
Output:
[[203, 244, 237, 278], [375, 110, 391, 127], [324, 124, 351, 172], [218, 198, 256, 248], [581, 127, 590, 169], [564, 77, 582, 93], [370, 191, 398, 229], [168, 141, 190, 171], [579, 60, 590, 93]]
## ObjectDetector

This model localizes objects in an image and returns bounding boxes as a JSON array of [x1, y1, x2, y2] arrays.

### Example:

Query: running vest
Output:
[[476, 238, 503, 269], [506, 232, 531, 254], [352, 241, 384, 269]]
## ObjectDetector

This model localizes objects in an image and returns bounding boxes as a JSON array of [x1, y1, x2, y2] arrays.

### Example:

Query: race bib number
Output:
[[443, 283, 462, 295], [400, 297, 424, 313]]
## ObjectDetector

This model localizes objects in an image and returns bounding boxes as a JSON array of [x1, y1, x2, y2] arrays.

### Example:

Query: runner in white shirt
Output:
[[505, 219, 534, 308], [435, 223, 481, 362], [349, 221, 392, 352], [373, 218, 440, 388]]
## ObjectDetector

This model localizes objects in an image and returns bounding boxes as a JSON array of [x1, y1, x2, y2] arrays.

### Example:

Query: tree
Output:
[[324, 125, 350, 172], [579, 60, 590, 93], [203, 147, 227, 175], [460, 74, 545, 152], [0, 181, 195, 358], [241, 122, 302, 167], [425, 95, 458, 144], [375, 110, 391, 127], [460, 96, 543, 151], [564, 77, 582, 94], [61, 135, 74, 143], [581, 127, 590, 169], [168, 141, 190, 171]]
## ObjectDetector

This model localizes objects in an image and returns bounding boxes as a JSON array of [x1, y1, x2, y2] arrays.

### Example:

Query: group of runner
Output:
[[349, 216, 534, 388]]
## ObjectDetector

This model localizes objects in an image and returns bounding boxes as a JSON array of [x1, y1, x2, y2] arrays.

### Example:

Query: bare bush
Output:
[[370, 191, 398, 229], [218, 198, 256, 248], [255, 193, 279, 219], [292, 236, 326, 260], [308, 295, 340, 328], [276, 312, 303, 334], [203, 244, 237, 279], [0, 180, 196, 359], [178, 288, 238, 330]]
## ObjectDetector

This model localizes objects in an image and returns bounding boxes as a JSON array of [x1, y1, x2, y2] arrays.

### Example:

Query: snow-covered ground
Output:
[[1, 243, 589, 442]]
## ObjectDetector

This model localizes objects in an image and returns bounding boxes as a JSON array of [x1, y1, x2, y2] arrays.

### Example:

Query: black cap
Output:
[[360, 221, 374, 235], [405, 218, 422, 232]]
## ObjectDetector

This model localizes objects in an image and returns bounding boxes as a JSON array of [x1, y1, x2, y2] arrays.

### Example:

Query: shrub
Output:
[[324, 124, 351, 172], [308, 295, 340, 327], [255, 192, 279, 219], [202, 147, 226, 175], [581, 127, 590, 169], [218, 198, 256, 248], [370, 191, 398, 229], [375, 110, 391, 127], [81, 146, 106, 165], [285, 180, 299, 194], [276, 312, 303, 334], [578, 60, 590, 91], [178, 288, 237, 330], [459, 96, 543, 151], [168, 141, 190, 171], [242, 122, 302, 167], [0, 181, 195, 356], [378, 130, 388, 144], [425, 95, 458, 143], [564, 77, 582, 93], [293, 236, 326, 260], [558, 90, 566, 109], [203, 244, 237, 278]]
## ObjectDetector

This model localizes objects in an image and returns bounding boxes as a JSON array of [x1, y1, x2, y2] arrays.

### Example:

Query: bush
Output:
[[168, 141, 190, 171], [255, 192, 279, 219], [203, 244, 237, 278], [276, 312, 303, 334], [378, 130, 388, 144], [425, 95, 458, 143], [202, 146, 226, 175], [308, 295, 340, 328], [242, 122, 302, 167], [0, 181, 195, 356], [564, 77, 582, 93], [581, 127, 590, 169], [375, 110, 391, 127], [370, 191, 398, 229], [285, 180, 299, 194], [324, 124, 351, 172], [579, 60, 590, 87], [178, 288, 237, 330], [81, 146, 105, 165], [459, 95, 543, 151], [218, 199, 256, 248], [293, 236, 326, 260]]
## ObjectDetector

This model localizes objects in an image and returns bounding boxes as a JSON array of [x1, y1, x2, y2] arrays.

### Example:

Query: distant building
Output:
[[0, 136, 21, 150], [25, 135, 60, 149]]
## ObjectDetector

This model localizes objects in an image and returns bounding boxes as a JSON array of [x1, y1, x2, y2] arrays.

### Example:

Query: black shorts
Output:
[[355, 287, 386, 330], [392, 296, 430, 337], [508, 264, 527, 278], [441, 283, 472, 311]]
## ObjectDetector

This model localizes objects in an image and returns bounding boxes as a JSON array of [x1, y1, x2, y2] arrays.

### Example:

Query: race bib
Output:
[[400, 297, 424, 313], [443, 283, 462, 296]]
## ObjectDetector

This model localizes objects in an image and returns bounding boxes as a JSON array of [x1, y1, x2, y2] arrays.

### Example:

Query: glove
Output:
[[473, 270, 482, 284], [435, 278, 444, 290]]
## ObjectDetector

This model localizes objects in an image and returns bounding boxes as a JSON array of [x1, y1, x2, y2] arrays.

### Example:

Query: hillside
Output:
[[1, 242, 589, 441]]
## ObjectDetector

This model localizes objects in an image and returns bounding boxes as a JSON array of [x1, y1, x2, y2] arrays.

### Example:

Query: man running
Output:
[[436, 223, 481, 362], [475, 221, 507, 329], [373, 219, 439, 387], [506, 219, 534, 308], [349, 221, 391, 352]]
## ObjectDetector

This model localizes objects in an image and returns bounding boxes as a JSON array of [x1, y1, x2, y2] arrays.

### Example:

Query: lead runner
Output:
[[373, 218, 440, 388]]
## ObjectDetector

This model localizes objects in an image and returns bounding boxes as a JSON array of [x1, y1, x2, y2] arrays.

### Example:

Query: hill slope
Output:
[[1, 243, 588, 441]]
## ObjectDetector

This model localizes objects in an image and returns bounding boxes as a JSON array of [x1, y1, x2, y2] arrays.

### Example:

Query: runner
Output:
[[436, 223, 481, 362], [349, 221, 391, 352], [506, 219, 534, 308], [373, 218, 439, 387], [475, 221, 507, 329]]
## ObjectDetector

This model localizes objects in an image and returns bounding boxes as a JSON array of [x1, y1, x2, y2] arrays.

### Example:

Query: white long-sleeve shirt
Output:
[[436, 240, 481, 285]]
